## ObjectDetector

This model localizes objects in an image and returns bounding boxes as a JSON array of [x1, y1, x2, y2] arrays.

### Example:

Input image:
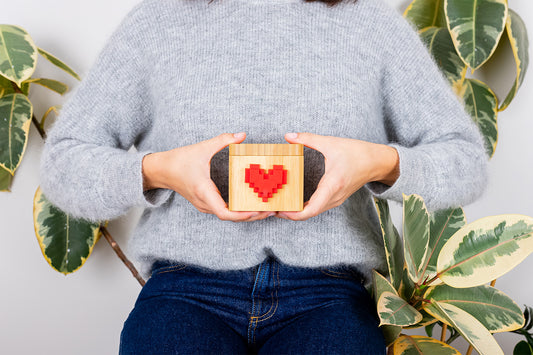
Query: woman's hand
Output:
[[276, 132, 400, 221], [142, 132, 273, 222]]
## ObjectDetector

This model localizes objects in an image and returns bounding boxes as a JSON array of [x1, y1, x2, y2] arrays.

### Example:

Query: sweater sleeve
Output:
[[39, 4, 173, 223], [364, 11, 489, 212]]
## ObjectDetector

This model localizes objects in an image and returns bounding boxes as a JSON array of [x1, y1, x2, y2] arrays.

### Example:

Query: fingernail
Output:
[[233, 132, 245, 139], [268, 212, 275, 217], [286, 133, 298, 139]]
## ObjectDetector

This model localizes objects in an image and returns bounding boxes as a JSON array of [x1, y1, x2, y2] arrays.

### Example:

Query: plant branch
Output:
[[440, 324, 447, 342], [100, 226, 146, 287]]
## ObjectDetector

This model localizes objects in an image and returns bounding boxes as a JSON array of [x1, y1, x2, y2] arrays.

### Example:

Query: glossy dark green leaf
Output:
[[37, 47, 80, 81], [461, 78, 498, 157], [499, 9, 529, 111], [419, 26, 466, 93], [445, 0, 508, 70], [403, 194, 430, 283], [33, 186, 101, 274], [0, 93, 32, 174], [0, 165, 13, 191], [404, 0, 447, 31], [374, 197, 403, 290], [0, 25, 37, 86]]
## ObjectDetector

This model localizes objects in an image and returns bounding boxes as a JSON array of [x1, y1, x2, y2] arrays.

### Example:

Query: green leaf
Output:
[[404, 308, 438, 329], [23, 78, 68, 95], [0, 74, 16, 96], [514, 341, 533, 355], [427, 300, 504, 355], [37, 47, 81, 81], [372, 269, 398, 301], [374, 197, 403, 290], [437, 214, 533, 287], [499, 9, 529, 111], [424, 284, 524, 332], [460, 78, 498, 157], [419, 26, 467, 93], [425, 322, 437, 337], [403, 193, 430, 283], [377, 291, 423, 327], [445, 0, 508, 70], [419, 207, 466, 285], [0, 93, 33, 174], [391, 334, 461, 354], [0, 25, 37, 86], [0, 165, 13, 191], [403, 0, 447, 30], [382, 325, 402, 348], [33, 186, 101, 274], [399, 263, 416, 300]]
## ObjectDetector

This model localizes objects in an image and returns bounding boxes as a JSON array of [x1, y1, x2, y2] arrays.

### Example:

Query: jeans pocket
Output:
[[320, 266, 365, 284], [320, 267, 351, 279], [151, 262, 188, 276]]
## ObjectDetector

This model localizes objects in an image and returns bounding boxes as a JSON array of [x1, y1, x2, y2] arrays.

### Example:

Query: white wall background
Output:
[[1, 0, 531, 354]]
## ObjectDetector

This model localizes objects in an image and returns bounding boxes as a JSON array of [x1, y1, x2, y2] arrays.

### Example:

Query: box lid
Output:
[[229, 144, 303, 156]]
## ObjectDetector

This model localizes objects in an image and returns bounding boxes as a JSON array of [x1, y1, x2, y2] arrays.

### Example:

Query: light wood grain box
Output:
[[229, 144, 304, 211]]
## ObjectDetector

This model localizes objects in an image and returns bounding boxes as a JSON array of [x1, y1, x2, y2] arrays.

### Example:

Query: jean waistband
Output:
[[149, 255, 365, 284]]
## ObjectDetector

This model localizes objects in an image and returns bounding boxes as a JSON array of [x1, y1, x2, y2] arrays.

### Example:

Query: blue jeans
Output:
[[119, 255, 386, 354]]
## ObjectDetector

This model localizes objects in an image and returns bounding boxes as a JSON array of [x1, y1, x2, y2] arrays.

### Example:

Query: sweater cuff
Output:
[[364, 143, 424, 201], [135, 150, 173, 208]]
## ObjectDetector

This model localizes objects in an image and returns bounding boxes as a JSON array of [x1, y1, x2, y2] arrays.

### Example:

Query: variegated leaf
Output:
[[0, 93, 32, 174], [0, 74, 15, 96], [391, 334, 460, 355], [37, 47, 81, 81], [419, 26, 467, 94], [372, 269, 398, 302], [403, 193, 430, 283], [0, 25, 37, 86], [426, 300, 504, 355], [460, 78, 498, 157], [404, 308, 438, 329], [399, 263, 416, 300], [374, 197, 403, 290], [403, 0, 447, 31], [377, 291, 423, 327], [499, 8, 529, 111], [372, 270, 403, 343], [382, 324, 402, 348], [424, 284, 524, 332], [23, 78, 68, 95], [418, 207, 466, 286], [445, 0, 508, 70], [0, 165, 12, 191], [437, 214, 533, 287], [33, 186, 101, 274]]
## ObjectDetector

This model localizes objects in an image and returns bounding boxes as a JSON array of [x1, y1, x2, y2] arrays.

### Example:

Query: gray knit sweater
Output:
[[39, 0, 489, 284]]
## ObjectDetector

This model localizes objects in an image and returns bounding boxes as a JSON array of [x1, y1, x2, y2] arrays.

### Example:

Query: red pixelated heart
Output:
[[245, 164, 288, 202]]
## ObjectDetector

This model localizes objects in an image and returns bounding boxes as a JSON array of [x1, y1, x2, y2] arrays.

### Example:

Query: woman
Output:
[[39, 0, 489, 353]]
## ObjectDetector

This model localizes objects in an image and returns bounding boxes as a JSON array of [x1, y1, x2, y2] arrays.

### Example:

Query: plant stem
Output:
[[466, 345, 474, 355], [32, 114, 47, 140], [440, 324, 447, 342], [100, 226, 146, 287], [446, 331, 461, 345]]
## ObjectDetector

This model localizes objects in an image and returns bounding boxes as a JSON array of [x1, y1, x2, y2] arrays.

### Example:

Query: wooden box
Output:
[[228, 144, 304, 211]]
